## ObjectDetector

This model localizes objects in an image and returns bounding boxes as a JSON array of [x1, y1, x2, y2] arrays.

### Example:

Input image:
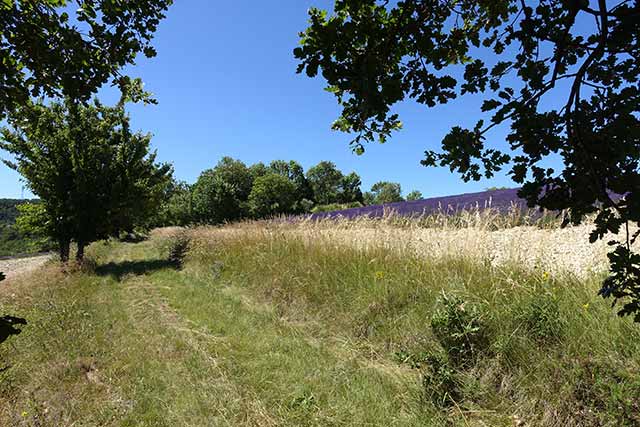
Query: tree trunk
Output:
[[59, 239, 70, 263], [76, 241, 85, 263]]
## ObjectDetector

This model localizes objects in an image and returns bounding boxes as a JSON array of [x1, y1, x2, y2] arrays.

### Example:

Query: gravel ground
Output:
[[0, 254, 53, 282]]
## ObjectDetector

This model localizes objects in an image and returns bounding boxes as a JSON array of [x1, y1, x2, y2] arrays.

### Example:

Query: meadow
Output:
[[0, 214, 639, 426]]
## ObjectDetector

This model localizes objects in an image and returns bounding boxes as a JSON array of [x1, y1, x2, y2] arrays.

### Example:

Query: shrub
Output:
[[168, 233, 190, 269], [421, 352, 462, 407], [310, 201, 363, 213], [430, 292, 488, 367]]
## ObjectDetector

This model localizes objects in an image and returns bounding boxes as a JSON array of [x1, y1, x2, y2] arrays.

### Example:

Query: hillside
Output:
[[0, 220, 638, 426], [0, 199, 52, 257], [0, 199, 29, 225]]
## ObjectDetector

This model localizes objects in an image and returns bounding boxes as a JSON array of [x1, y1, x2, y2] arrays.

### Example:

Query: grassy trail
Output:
[[0, 237, 433, 426], [1, 229, 639, 426]]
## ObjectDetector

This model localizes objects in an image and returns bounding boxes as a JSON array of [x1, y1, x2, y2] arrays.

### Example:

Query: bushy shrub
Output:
[[421, 352, 462, 407], [430, 292, 488, 367], [311, 201, 363, 213], [168, 233, 190, 269]]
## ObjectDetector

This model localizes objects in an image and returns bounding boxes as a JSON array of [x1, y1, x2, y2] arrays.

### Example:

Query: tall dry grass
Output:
[[182, 208, 637, 280]]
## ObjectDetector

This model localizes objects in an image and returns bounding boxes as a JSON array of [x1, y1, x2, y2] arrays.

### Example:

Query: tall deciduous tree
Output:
[[306, 161, 344, 205], [191, 157, 253, 224], [248, 173, 297, 218], [406, 190, 423, 201], [296, 0, 640, 320], [0, 96, 172, 262], [0, 0, 173, 118], [154, 180, 193, 227], [370, 181, 404, 204], [269, 160, 314, 209], [339, 172, 364, 204]]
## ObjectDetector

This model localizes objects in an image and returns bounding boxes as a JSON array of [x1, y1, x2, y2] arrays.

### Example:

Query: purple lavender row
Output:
[[309, 188, 528, 220]]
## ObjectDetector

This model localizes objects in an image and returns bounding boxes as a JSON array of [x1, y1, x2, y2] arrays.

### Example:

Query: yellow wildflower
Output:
[[374, 271, 385, 280]]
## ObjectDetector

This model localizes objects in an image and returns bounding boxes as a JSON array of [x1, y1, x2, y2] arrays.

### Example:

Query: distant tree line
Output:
[[153, 159, 423, 226]]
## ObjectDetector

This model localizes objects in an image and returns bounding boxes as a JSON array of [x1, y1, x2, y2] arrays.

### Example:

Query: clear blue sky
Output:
[[1, 0, 522, 199]]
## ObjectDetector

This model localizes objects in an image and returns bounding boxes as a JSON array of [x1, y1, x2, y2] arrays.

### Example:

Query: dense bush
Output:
[[430, 293, 488, 367], [248, 173, 297, 218], [311, 201, 363, 214]]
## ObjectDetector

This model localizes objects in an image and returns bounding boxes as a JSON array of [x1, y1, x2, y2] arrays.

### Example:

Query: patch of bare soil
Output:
[[0, 254, 53, 282]]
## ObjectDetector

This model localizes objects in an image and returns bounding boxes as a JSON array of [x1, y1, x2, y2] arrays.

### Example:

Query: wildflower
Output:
[[21, 411, 28, 417], [374, 271, 385, 280], [542, 271, 550, 281], [583, 303, 590, 310]]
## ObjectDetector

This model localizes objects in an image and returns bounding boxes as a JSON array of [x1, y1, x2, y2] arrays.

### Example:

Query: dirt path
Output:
[[0, 254, 52, 281]]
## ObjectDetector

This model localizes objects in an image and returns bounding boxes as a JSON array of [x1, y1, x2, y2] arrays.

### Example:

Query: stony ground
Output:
[[0, 254, 52, 281]]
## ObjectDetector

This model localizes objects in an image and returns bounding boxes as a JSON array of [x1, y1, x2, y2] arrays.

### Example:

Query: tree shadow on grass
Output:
[[94, 259, 176, 281], [0, 315, 27, 372], [0, 315, 27, 346]]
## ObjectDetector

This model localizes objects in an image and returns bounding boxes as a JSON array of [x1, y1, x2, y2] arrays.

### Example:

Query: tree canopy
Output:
[[248, 173, 298, 218], [0, 96, 172, 261], [406, 190, 423, 201], [192, 157, 253, 224], [370, 181, 404, 204], [0, 0, 173, 118], [295, 0, 640, 320], [306, 161, 345, 205]]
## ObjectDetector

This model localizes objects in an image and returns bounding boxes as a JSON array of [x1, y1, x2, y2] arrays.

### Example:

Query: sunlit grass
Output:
[[1, 221, 638, 426]]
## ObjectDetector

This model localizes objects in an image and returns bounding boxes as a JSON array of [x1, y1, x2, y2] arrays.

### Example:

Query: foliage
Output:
[[268, 160, 314, 211], [0, 199, 30, 224], [0, 96, 172, 261], [174, 158, 367, 225], [370, 181, 404, 204], [362, 191, 376, 206], [421, 352, 462, 408], [295, 0, 640, 320], [306, 161, 344, 205], [0, 201, 52, 256], [153, 180, 193, 227], [0, 0, 173, 118], [406, 190, 423, 201], [310, 201, 363, 213], [191, 157, 253, 224], [338, 172, 364, 204], [248, 173, 298, 217], [248, 162, 269, 181], [430, 292, 488, 367], [167, 233, 190, 269]]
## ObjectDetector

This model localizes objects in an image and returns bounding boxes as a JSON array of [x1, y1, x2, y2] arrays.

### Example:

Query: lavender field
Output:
[[311, 188, 528, 219]]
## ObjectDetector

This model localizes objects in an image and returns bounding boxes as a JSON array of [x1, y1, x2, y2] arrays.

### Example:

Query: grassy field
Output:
[[0, 220, 639, 426]]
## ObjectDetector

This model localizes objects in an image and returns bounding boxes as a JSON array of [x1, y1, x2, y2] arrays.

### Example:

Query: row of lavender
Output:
[[309, 188, 530, 220]]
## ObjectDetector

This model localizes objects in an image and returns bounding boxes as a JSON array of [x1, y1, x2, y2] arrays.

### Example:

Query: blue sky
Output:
[[1, 0, 524, 199]]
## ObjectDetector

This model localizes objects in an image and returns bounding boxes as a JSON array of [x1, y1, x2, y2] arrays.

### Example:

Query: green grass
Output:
[[1, 227, 639, 426]]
